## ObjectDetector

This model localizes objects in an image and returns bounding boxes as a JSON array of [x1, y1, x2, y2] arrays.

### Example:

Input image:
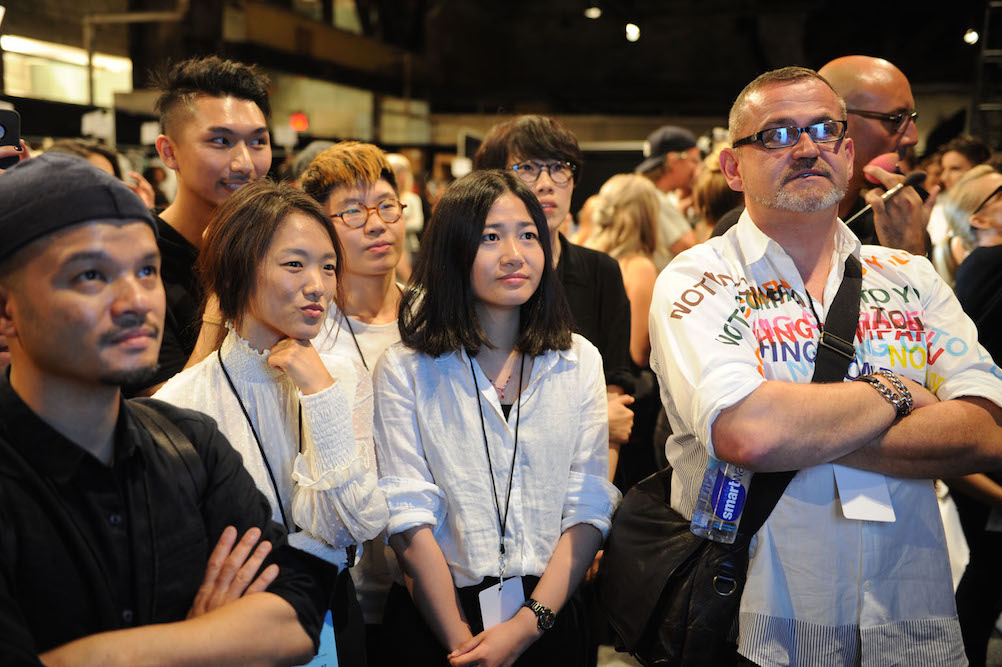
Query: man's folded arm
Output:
[[39, 592, 312, 667], [837, 396, 1002, 478], [711, 379, 903, 472]]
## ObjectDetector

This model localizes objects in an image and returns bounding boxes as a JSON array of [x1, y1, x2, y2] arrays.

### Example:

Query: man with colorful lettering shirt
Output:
[[649, 66, 1002, 666]]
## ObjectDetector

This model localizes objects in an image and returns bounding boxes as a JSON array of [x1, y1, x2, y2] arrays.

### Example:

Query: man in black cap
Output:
[[636, 125, 698, 265], [0, 153, 324, 664]]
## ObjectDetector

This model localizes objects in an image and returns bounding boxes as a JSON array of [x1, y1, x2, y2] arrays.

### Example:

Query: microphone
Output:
[[844, 170, 926, 226]]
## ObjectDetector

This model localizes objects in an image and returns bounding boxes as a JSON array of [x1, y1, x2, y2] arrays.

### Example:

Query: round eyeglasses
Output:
[[510, 160, 576, 185], [732, 120, 848, 150], [332, 199, 406, 228]]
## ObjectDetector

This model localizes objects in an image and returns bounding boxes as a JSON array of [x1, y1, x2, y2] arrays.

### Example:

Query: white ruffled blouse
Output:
[[155, 329, 389, 567]]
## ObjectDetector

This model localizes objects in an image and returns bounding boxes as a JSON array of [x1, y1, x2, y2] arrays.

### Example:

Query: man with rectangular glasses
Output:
[[649, 66, 1002, 666], [819, 56, 931, 256]]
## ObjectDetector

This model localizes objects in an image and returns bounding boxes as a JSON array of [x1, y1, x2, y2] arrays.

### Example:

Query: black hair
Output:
[[473, 115, 584, 181], [46, 139, 123, 180], [151, 56, 271, 136], [399, 170, 573, 357], [941, 134, 992, 168]]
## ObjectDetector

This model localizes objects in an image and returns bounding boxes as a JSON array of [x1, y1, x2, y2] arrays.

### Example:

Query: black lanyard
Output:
[[468, 351, 524, 581], [343, 315, 368, 372], [217, 346, 301, 533]]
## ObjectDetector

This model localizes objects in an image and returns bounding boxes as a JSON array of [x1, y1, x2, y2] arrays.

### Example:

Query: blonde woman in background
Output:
[[586, 174, 662, 368], [692, 149, 744, 244], [585, 173, 665, 491]]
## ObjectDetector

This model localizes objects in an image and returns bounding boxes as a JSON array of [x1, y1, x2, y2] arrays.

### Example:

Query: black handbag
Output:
[[597, 255, 862, 666]]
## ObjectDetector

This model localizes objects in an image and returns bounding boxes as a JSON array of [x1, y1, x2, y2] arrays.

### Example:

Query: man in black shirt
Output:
[[137, 56, 273, 393], [0, 154, 323, 664]]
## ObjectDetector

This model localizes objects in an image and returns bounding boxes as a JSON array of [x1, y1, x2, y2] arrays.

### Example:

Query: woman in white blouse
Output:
[[155, 179, 388, 662], [374, 170, 621, 666]]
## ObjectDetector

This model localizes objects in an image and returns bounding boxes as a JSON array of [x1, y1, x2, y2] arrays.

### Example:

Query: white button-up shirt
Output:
[[373, 335, 621, 588], [650, 211, 1002, 667]]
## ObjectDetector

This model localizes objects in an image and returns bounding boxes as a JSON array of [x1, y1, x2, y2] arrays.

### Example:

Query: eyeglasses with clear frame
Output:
[[732, 120, 848, 149], [848, 109, 919, 134], [331, 199, 406, 228], [510, 160, 576, 185]]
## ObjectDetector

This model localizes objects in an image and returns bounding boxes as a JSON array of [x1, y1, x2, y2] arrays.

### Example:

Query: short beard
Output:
[[755, 182, 847, 213], [100, 364, 159, 388]]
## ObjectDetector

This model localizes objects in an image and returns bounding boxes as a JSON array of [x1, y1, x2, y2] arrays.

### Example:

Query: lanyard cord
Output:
[[343, 315, 368, 372], [217, 346, 301, 533], [468, 351, 524, 580], [806, 291, 824, 331]]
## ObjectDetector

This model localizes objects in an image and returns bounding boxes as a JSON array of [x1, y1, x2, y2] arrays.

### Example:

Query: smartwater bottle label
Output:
[[711, 468, 747, 521]]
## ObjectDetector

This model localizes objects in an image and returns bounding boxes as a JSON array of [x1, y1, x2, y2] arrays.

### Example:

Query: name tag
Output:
[[478, 576, 525, 629], [833, 465, 896, 522]]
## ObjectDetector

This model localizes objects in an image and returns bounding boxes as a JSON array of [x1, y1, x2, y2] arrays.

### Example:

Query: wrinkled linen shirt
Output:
[[650, 211, 1002, 667], [156, 329, 388, 568], [373, 335, 622, 588]]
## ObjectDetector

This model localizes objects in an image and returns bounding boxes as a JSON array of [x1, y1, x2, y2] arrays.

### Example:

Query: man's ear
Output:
[[844, 137, 854, 182], [0, 284, 17, 339], [156, 134, 179, 171], [719, 147, 744, 192]]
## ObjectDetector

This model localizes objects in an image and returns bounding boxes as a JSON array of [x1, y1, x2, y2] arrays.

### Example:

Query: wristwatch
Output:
[[522, 598, 555, 632]]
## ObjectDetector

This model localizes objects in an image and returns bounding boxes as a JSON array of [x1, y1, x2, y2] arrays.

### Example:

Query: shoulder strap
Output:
[[738, 253, 862, 538], [130, 401, 207, 503]]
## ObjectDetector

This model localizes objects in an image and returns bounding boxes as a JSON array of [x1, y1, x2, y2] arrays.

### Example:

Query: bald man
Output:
[[819, 56, 935, 255]]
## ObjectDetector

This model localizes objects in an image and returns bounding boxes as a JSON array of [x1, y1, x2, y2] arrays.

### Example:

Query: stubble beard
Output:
[[100, 364, 159, 388], [753, 160, 848, 213]]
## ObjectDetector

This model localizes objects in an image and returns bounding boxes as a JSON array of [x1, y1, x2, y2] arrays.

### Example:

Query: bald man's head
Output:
[[819, 56, 918, 208]]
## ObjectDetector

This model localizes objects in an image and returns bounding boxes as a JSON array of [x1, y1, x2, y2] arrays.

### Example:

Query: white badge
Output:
[[302, 608, 338, 667], [478, 576, 525, 629], [833, 464, 896, 522]]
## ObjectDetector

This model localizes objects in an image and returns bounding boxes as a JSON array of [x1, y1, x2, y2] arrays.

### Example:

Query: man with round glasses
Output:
[[648, 66, 1002, 666], [819, 56, 931, 255]]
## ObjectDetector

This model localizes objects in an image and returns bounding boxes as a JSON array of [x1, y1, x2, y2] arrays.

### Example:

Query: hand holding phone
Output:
[[0, 110, 22, 170]]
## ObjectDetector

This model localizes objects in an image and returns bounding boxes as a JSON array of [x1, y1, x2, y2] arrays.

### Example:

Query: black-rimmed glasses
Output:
[[510, 160, 576, 185], [732, 120, 848, 150], [848, 109, 918, 134], [332, 199, 406, 228], [973, 184, 1002, 215]]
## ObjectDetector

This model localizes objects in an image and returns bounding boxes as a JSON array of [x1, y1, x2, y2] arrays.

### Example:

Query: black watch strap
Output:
[[522, 598, 555, 631]]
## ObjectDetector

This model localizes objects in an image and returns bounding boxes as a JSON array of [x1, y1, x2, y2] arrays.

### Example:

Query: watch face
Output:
[[539, 609, 555, 630]]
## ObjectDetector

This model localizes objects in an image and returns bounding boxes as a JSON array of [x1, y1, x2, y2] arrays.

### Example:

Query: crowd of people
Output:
[[1, 51, 1002, 667]]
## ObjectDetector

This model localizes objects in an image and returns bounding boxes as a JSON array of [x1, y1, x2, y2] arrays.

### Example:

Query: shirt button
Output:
[[122, 608, 134, 623], [108, 513, 123, 526], [864, 580, 871, 591]]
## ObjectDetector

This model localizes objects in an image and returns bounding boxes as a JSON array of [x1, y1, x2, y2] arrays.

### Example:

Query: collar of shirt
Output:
[[435, 345, 579, 401], [0, 372, 140, 482]]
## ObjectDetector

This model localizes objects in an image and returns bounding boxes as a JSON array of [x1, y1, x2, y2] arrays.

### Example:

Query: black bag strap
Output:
[[737, 253, 863, 538], [130, 400, 207, 503]]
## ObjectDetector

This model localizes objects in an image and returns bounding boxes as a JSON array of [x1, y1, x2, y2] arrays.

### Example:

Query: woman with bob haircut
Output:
[[155, 179, 388, 663], [374, 169, 621, 666]]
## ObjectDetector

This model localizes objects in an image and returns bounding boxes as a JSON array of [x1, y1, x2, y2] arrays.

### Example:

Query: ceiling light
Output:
[[964, 28, 979, 45], [625, 23, 640, 42], [584, 5, 601, 19]]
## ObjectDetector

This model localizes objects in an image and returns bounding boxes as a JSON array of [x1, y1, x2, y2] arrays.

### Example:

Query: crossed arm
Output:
[[38, 528, 314, 667], [713, 377, 1002, 477]]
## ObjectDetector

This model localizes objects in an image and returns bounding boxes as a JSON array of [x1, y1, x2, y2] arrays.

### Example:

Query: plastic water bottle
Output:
[[690, 456, 753, 544]]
